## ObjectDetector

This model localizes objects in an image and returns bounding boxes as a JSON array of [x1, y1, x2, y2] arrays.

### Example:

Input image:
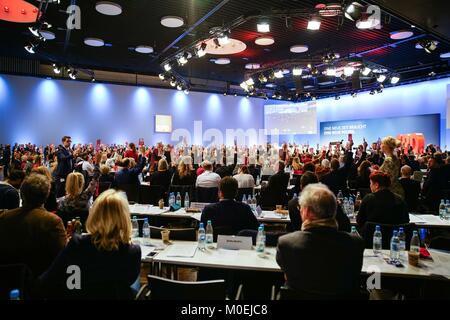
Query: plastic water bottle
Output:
[[252, 195, 257, 212], [142, 218, 150, 245], [176, 192, 181, 206], [168, 192, 175, 207], [256, 224, 266, 254], [205, 220, 214, 247], [293, 193, 297, 200], [337, 190, 344, 203], [390, 230, 400, 262], [256, 175, 260, 186], [348, 197, 355, 218], [398, 227, 406, 260], [9, 289, 20, 300], [355, 192, 362, 211], [242, 194, 247, 204], [445, 200, 450, 221], [350, 226, 360, 237], [410, 230, 420, 253], [373, 225, 382, 255], [131, 216, 139, 239], [198, 222, 206, 250], [342, 197, 348, 216], [184, 192, 190, 208], [439, 199, 446, 219]]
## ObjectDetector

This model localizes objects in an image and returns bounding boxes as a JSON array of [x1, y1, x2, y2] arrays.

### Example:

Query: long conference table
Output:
[[138, 239, 450, 281]]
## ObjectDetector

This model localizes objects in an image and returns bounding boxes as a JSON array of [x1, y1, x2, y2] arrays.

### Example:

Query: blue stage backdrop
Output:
[[320, 114, 440, 146]]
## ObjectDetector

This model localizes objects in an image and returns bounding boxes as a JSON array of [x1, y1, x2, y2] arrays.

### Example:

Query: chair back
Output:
[[429, 236, 450, 252], [150, 226, 197, 241], [362, 222, 415, 250], [235, 188, 254, 201], [196, 187, 219, 203], [117, 184, 139, 203], [147, 275, 226, 300], [0, 264, 33, 300], [139, 184, 165, 205], [169, 185, 195, 206], [57, 208, 90, 232]]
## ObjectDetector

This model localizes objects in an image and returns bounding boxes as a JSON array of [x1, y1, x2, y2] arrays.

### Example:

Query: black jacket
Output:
[[276, 227, 364, 295], [149, 170, 172, 192], [399, 178, 420, 212], [201, 199, 259, 235], [0, 183, 20, 210], [357, 189, 409, 229], [113, 155, 146, 187], [39, 234, 141, 299], [53, 145, 74, 178]]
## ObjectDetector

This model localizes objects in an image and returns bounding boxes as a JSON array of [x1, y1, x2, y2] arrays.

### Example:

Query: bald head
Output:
[[401, 165, 412, 178]]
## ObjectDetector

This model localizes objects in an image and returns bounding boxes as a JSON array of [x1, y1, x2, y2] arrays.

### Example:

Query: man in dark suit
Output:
[[421, 156, 445, 212], [0, 170, 25, 209], [0, 173, 66, 277], [277, 183, 364, 296], [201, 176, 258, 235], [320, 158, 348, 195], [288, 172, 351, 232], [113, 151, 146, 187], [399, 165, 421, 212], [53, 136, 78, 198], [260, 161, 289, 208]]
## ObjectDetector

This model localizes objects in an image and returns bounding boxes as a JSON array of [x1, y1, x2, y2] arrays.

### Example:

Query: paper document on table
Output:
[[166, 244, 198, 257], [409, 214, 426, 224]]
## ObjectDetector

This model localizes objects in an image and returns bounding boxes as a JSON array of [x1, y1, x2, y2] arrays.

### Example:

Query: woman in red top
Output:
[[123, 143, 138, 162]]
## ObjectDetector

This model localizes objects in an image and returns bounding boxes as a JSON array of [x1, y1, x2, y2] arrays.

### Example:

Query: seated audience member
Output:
[[215, 163, 233, 178], [32, 166, 57, 212], [196, 160, 221, 188], [399, 165, 420, 212], [264, 161, 290, 205], [149, 159, 172, 192], [39, 189, 141, 299], [113, 149, 146, 187], [171, 160, 196, 185], [233, 165, 255, 188], [421, 155, 445, 212], [354, 160, 372, 189], [0, 169, 25, 209], [0, 174, 66, 277], [81, 154, 95, 177], [320, 159, 347, 195], [357, 171, 409, 230], [58, 169, 99, 213], [287, 173, 350, 232], [99, 165, 114, 184], [276, 183, 364, 296], [302, 162, 316, 174], [201, 177, 258, 235]]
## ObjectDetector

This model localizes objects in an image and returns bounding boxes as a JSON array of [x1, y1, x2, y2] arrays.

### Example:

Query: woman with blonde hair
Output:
[[39, 189, 141, 299], [171, 159, 196, 185], [380, 136, 405, 199], [291, 157, 303, 175], [31, 166, 58, 212], [149, 158, 172, 192]]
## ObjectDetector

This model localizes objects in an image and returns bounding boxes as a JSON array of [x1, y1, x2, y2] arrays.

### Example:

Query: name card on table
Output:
[[217, 235, 252, 250]]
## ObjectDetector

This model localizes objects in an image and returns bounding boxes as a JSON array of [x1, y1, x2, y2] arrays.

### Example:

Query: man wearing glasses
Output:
[[53, 136, 78, 198]]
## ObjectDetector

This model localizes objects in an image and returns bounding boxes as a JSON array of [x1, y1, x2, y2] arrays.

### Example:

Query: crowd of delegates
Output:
[[0, 135, 450, 299]]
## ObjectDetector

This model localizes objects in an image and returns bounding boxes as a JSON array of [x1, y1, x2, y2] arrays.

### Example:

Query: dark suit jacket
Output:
[[320, 170, 347, 195], [276, 227, 364, 295], [263, 171, 290, 206], [0, 207, 66, 277], [0, 183, 20, 209], [201, 199, 259, 235], [399, 178, 420, 212], [171, 171, 196, 186], [357, 189, 409, 229], [149, 170, 172, 192], [39, 234, 141, 299], [53, 146, 73, 178], [287, 197, 351, 232], [113, 155, 146, 187]]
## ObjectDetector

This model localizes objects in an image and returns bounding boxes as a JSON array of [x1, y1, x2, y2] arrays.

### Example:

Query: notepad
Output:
[[165, 244, 198, 257]]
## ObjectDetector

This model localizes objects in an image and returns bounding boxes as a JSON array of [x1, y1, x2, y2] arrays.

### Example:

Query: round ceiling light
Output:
[[214, 58, 231, 65], [84, 38, 105, 47], [204, 38, 246, 55], [160, 16, 185, 28], [290, 45, 309, 53], [95, 1, 122, 16], [255, 36, 274, 46], [390, 30, 414, 40], [135, 45, 154, 54], [245, 63, 260, 70], [440, 52, 450, 59], [40, 30, 55, 40]]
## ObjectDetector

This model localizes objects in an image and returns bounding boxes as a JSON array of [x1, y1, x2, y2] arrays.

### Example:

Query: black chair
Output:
[[237, 229, 286, 247], [94, 182, 111, 200], [0, 264, 33, 300], [278, 286, 367, 300], [261, 175, 271, 182], [144, 275, 226, 300], [235, 188, 254, 202], [429, 236, 450, 252], [196, 187, 219, 203], [169, 185, 195, 206], [57, 208, 90, 231], [362, 222, 415, 250], [117, 184, 139, 203], [139, 184, 165, 205], [150, 226, 197, 241]]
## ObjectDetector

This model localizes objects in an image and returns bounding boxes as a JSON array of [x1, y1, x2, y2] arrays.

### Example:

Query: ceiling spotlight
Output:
[[68, 69, 77, 80], [335, 95, 340, 100], [240, 81, 249, 91], [274, 70, 284, 78], [361, 66, 372, 76], [234, 93, 238, 97], [356, 13, 380, 30], [218, 32, 230, 46], [307, 16, 321, 30], [377, 85, 383, 93], [418, 39, 438, 54], [197, 42, 207, 57], [176, 84, 183, 91], [245, 78, 255, 86], [429, 71, 436, 77], [344, 66, 355, 77], [52, 64, 61, 74], [311, 68, 319, 75], [28, 26, 41, 38], [351, 92, 357, 98], [184, 89, 189, 95], [163, 63, 172, 72], [307, 63, 312, 69], [345, 2, 364, 21], [390, 75, 400, 84], [326, 68, 336, 77], [158, 73, 165, 80], [258, 74, 268, 83], [369, 89, 375, 95], [91, 76, 96, 82], [257, 22, 270, 33], [376, 74, 387, 83], [246, 95, 249, 99], [223, 92, 227, 96], [177, 52, 189, 66], [292, 67, 303, 76], [24, 44, 36, 54], [170, 79, 177, 87]]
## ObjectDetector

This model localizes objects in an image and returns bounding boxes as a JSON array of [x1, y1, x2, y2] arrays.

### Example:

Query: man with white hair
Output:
[[276, 183, 364, 297], [196, 160, 221, 188], [399, 165, 420, 211]]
